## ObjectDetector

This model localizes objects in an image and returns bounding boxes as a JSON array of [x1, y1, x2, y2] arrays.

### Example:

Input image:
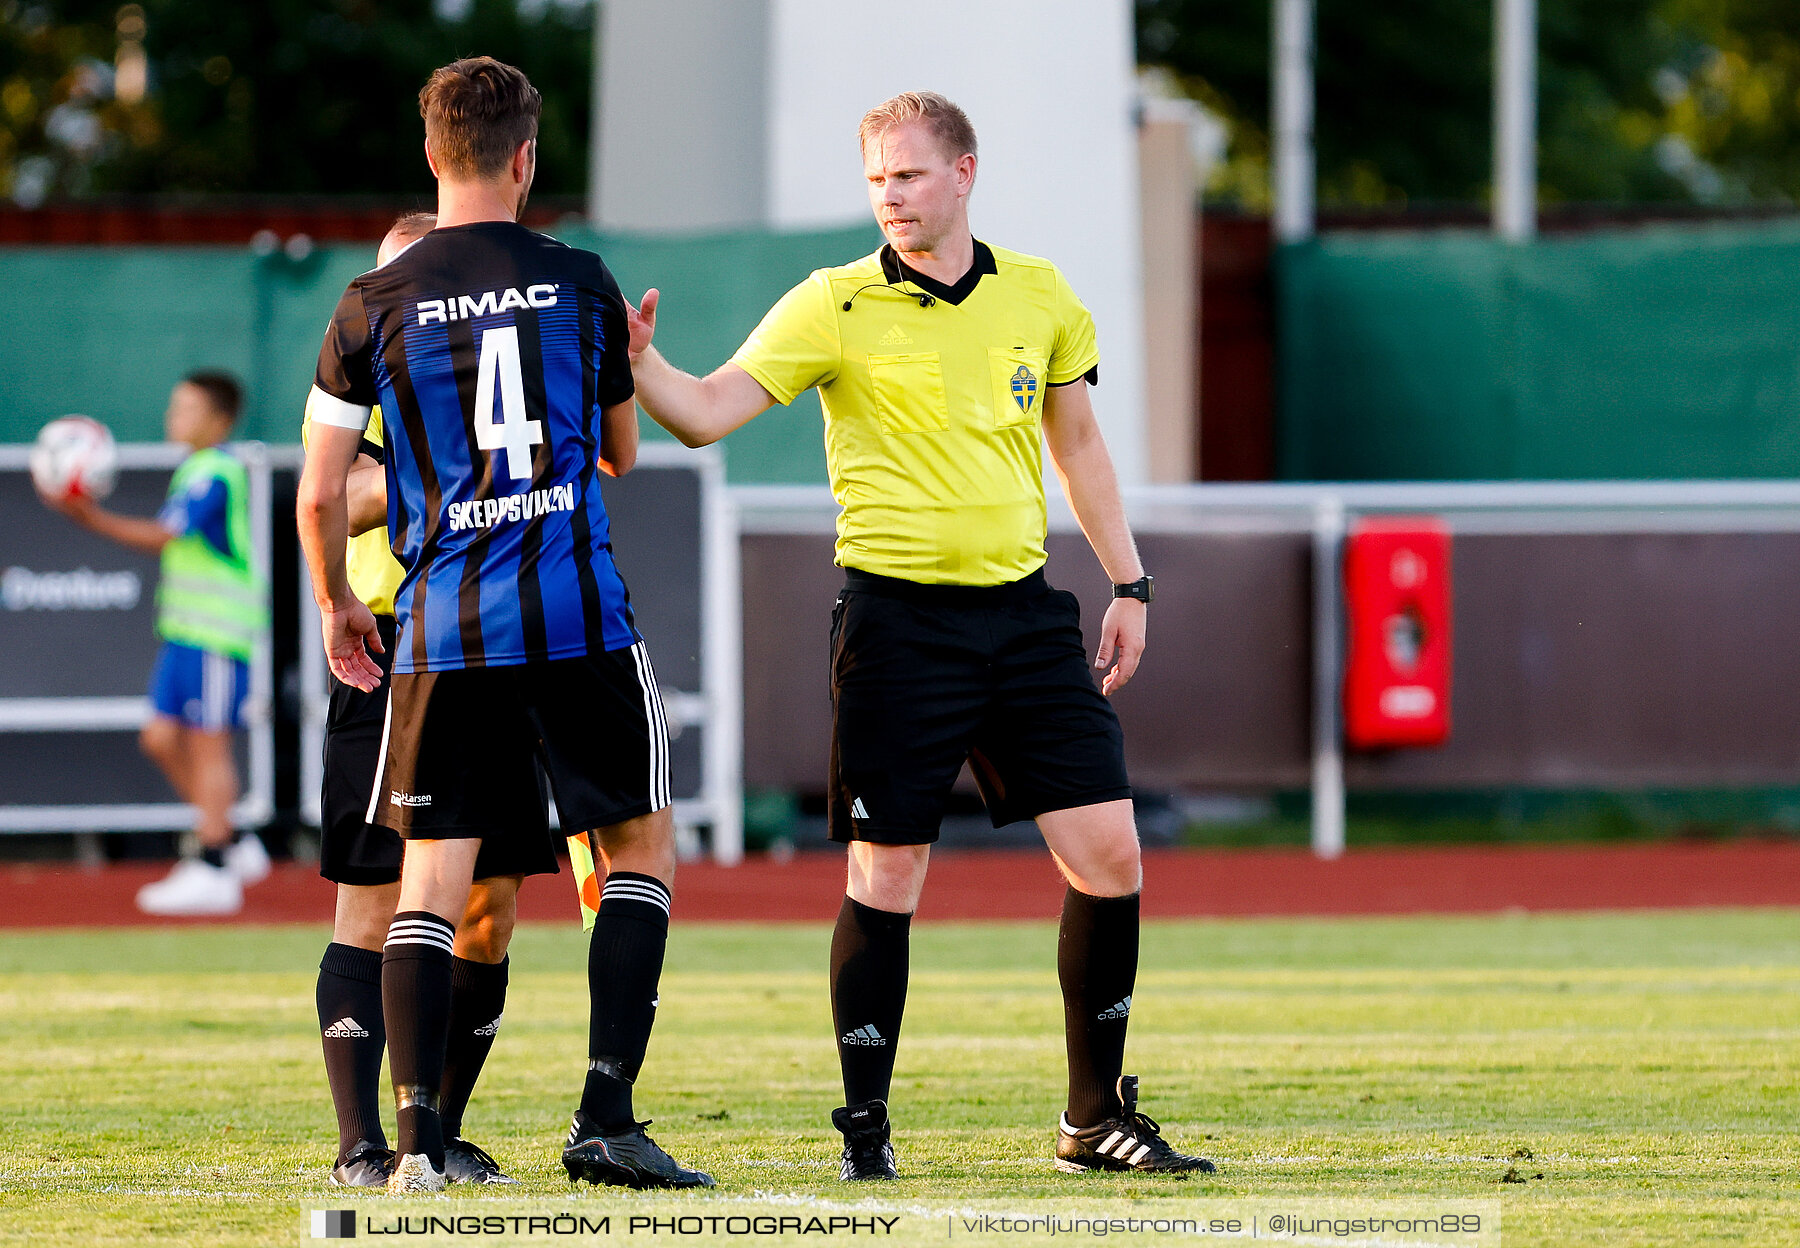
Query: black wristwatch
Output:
[[1112, 575, 1154, 603]]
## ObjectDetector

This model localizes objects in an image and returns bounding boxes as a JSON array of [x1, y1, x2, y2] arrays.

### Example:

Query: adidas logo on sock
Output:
[[473, 1014, 503, 1037], [1096, 995, 1132, 1021], [850, 798, 870, 820], [840, 1024, 886, 1047], [323, 1016, 370, 1038]]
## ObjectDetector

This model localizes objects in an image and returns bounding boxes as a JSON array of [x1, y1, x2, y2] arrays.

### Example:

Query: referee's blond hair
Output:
[[859, 91, 978, 160]]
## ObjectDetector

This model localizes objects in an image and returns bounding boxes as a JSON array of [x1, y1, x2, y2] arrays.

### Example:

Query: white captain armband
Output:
[[306, 386, 374, 432]]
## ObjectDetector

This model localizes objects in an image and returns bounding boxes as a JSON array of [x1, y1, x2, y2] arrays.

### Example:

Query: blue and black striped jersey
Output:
[[310, 221, 639, 674]]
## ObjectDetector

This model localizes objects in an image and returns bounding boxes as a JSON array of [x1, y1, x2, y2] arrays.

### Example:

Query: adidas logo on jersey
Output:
[[473, 1014, 503, 1037], [840, 1024, 886, 1047], [850, 798, 870, 820], [324, 1016, 370, 1038], [1096, 996, 1132, 1021], [878, 325, 913, 347]]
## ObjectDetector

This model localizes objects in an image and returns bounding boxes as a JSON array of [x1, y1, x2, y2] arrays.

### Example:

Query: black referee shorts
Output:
[[372, 641, 671, 843], [828, 568, 1133, 845], [321, 614, 559, 885]]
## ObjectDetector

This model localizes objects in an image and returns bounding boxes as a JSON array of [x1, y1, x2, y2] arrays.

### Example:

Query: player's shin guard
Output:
[[580, 873, 670, 1130], [830, 896, 911, 1107], [317, 942, 388, 1160], [1058, 887, 1140, 1128], [383, 911, 457, 1166], [439, 955, 508, 1139]]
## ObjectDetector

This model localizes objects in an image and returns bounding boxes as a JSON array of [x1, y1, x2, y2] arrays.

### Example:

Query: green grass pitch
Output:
[[0, 909, 1795, 1245]]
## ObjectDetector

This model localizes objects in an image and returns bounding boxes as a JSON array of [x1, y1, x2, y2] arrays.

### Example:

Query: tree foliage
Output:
[[1136, 0, 1800, 208], [0, 0, 592, 202], [8, 2, 1796, 208]]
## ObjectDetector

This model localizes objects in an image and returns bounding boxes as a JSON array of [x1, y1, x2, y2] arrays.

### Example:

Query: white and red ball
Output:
[[30, 416, 117, 502]]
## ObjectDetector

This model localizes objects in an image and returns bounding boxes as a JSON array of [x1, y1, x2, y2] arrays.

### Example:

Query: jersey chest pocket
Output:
[[866, 352, 950, 435], [989, 349, 1048, 429]]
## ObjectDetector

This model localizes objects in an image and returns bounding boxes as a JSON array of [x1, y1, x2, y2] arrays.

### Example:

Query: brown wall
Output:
[[1196, 215, 1275, 481], [741, 530, 1800, 794], [0, 197, 583, 245]]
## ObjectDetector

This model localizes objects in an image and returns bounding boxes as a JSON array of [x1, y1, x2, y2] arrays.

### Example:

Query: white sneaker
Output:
[[386, 1152, 447, 1195], [223, 833, 271, 886], [135, 859, 243, 916]]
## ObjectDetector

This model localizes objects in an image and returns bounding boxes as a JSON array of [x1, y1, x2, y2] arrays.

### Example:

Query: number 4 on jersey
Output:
[[474, 324, 543, 479]]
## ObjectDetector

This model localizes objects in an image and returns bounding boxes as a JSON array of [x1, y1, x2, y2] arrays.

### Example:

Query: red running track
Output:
[[3, 840, 1799, 927]]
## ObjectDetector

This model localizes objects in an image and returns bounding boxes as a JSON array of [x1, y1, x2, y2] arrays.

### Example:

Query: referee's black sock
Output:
[[383, 910, 456, 1168], [830, 895, 911, 1108], [439, 955, 508, 1140], [579, 873, 670, 1131], [317, 942, 387, 1161], [1058, 887, 1140, 1128]]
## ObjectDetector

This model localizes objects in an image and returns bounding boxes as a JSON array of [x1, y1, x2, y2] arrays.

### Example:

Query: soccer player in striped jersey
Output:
[[297, 57, 709, 1194], [307, 212, 550, 1189]]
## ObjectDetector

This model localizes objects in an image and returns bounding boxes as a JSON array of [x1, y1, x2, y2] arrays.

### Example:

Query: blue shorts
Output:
[[148, 641, 249, 732]]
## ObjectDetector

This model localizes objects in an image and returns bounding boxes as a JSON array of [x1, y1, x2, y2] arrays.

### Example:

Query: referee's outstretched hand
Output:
[[625, 288, 658, 362], [1095, 598, 1146, 696]]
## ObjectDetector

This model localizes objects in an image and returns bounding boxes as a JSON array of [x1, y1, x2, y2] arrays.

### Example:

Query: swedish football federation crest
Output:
[[1010, 364, 1039, 414]]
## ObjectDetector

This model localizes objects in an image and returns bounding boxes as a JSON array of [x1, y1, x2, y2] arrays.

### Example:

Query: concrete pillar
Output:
[[590, 0, 770, 231], [1138, 99, 1199, 484]]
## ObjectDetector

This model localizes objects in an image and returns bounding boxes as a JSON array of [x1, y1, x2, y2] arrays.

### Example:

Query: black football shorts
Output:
[[372, 641, 671, 843], [320, 614, 558, 885], [828, 568, 1132, 845]]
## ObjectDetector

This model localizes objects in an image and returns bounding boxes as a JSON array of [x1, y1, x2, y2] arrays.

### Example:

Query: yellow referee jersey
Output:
[[731, 241, 1100, 586], [299, 407, 404, 617]]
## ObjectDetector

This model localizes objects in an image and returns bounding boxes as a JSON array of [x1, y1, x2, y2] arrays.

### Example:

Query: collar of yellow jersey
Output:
[[879, 239, 998, 307]]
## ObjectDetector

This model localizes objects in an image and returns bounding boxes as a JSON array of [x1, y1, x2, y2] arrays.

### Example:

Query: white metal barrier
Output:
[[737, 478, 1800, 858]]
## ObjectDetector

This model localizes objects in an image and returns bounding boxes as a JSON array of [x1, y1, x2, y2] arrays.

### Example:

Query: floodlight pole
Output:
[[1272, 0, 1316, 243], [1493, 0, 1537, 240], [586, 3, 606, 224]]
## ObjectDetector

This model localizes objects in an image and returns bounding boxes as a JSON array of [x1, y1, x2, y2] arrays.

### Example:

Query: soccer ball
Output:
[[30, 415, 117, 502]]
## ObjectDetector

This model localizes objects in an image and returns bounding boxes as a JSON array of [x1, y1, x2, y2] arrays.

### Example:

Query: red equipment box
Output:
[[1343, 516, 1452, 748]]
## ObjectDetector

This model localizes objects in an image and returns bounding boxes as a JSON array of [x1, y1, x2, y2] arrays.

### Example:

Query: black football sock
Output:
[[830, 895, 911, 1109], [317, 942, 387, 1160], [1059, 887, 1140, 1128], [382, 910, 456, 1166], [579, 872, 670, 1131], [439, 955, 508, 1140]]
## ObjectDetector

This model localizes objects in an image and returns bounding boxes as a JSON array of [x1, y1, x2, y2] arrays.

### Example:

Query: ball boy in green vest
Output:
[[40, 372, 270, 915]]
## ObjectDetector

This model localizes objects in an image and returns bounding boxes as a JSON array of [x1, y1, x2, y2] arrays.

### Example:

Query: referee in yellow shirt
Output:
[[628, 92, 1213, 1180]]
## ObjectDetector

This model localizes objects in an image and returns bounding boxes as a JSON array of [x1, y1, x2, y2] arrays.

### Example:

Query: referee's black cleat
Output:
[[1055, 1076, 1216, 1176], [443, 1136, 518, 1185], [562, 1111, 715, 1189], [831, 1100, 898, 1181], [329, 1139, 395, 1187]]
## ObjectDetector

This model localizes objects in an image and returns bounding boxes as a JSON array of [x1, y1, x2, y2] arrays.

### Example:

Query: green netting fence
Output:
[[1277, 220, 1800, 480], [12, 218, 1798, 483], [0, 220, 881, 483]]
